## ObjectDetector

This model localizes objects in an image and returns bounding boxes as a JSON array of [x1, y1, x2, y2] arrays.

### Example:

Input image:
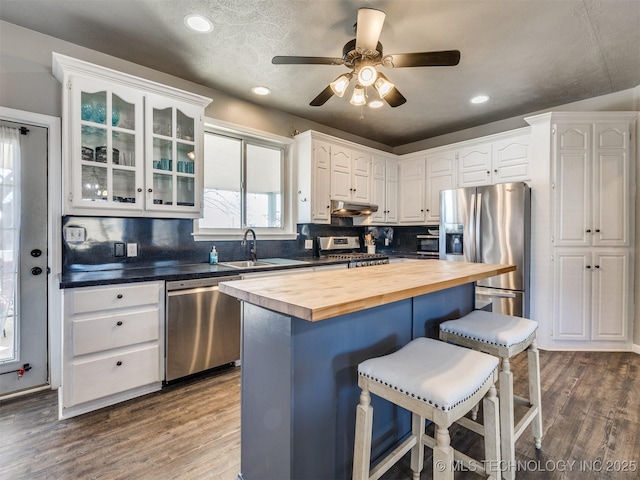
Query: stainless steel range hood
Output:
[[330, 200, 378, 217]]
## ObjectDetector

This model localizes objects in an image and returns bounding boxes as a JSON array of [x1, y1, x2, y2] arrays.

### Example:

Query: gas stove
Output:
[[317, 236, 389, 268]]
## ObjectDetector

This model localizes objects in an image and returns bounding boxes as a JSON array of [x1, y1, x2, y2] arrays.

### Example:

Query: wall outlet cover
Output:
[[65, 226, 85, 242], [114, 242, 125, 257], [304, 239, 313, 250], [126, 243, 138, 257]]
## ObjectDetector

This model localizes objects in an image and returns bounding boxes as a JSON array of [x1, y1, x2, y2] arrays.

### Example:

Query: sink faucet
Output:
[[242, 228, 257, 262]]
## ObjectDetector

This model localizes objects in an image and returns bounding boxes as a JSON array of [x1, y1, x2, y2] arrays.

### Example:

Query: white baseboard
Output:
[[632, 343, 640, 355]]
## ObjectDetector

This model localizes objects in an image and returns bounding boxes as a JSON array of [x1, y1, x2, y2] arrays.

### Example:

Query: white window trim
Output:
[[193, 118, 298, 241]]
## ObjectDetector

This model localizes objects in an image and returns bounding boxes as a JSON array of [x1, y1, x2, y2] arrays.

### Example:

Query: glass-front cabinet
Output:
[[72, 76, 144, 211], [53, 53, 211, 218], [145, 95, 201, 212]]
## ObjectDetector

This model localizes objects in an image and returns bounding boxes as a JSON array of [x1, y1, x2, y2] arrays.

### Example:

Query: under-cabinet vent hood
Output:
[[330, 200, 378, 217]]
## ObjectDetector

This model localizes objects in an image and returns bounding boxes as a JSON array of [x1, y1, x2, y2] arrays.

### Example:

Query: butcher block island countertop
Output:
[[219, 259, 515, 322]]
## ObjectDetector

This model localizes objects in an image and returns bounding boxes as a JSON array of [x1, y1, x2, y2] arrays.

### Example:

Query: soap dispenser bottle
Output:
[[209, 246, 219, 264]]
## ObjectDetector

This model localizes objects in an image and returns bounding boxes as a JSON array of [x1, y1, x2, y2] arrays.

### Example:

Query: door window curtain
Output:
[[0, 126, 20, 360]]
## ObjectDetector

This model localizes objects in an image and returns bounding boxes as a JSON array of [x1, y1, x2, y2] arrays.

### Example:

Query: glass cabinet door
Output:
[[73, 76, 143, 210], [146, 98, 200, 212]]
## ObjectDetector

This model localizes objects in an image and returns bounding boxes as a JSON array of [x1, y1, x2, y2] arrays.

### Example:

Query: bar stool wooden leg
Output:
[[410, 414, 425, 479], [433, 425, 455, 480], [483, 384, 501, 480], [353, 388, 374, 480], [528, 339, 543, 449], [499, 357, 516, 480]]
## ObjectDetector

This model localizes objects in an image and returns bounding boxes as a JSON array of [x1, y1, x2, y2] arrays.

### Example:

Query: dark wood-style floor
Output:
[[1, 350, 638, 480]]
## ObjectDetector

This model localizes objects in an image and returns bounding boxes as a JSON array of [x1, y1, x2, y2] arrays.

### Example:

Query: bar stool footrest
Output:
[[369, 436, 417, 480]]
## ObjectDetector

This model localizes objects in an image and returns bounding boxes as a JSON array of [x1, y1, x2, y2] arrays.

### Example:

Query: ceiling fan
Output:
[[272, 8, 461, 108]]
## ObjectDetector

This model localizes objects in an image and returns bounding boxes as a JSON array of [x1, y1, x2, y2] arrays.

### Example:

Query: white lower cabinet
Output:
[[552, 250, 630, 342], [61, 281, 164, 419]]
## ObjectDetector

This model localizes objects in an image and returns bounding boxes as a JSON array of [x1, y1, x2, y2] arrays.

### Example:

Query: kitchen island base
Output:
[[239, 284, 474, 480]]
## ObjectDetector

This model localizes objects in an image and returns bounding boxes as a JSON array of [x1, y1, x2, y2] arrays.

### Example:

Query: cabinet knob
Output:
[[595, 229, 600, 233], [116, 321, 123, 326], [586, 265, 591, 269], [326, 205, 330, 209], [148, 188, 153, 193], [594, 265, 600, 269], [494, 169, 498, 173], [421, 209, 424, 212], [117, 294, 123, 299], [586, 229, 591, 233], [426, 209, 430, 212], [116, 361, 123, 366], [486, 171, 491, 175], [137, 188, 143, 193]]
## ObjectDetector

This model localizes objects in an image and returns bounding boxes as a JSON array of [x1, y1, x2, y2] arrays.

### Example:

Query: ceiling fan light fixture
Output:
[[357, 65, 377, 87], [368, 99, 384, 108], [374, 76, 394, 98], [350, 84, 367, 106], [330, 73, 352, 97], [184, 14, 213, 33], [251, 86, 271, 95]]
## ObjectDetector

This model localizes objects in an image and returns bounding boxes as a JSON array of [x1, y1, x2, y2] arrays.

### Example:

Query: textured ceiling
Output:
[[1, 0, 639, 147]]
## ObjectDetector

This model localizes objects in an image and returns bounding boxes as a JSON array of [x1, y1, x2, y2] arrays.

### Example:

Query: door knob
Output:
[[31, 267, 43, 275], [30, 249, 42, 257]]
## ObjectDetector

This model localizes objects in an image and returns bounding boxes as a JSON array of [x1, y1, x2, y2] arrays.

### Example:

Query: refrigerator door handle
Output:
[[469, 193, 476, 262], [475, 192, 482, 263], [476, 287, 517, 298]]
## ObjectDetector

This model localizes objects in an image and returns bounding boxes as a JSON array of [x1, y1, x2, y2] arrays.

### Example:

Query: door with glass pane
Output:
[[0, 121, 48, 395], [71, 76, 144, 211], [145, 96, 202, 215]]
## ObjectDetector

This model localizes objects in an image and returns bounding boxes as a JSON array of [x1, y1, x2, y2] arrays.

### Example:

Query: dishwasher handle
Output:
[[166, 275, 242, 292]]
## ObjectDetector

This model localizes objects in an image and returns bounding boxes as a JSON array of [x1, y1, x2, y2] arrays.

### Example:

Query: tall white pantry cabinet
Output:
[[527, 112, 637, 350]]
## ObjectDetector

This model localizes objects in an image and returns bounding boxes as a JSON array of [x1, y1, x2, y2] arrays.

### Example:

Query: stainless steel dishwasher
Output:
[[165, 275, 242, 382]]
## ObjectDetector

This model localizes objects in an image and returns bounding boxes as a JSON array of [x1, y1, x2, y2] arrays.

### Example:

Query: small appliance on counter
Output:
[[317, 236, 389, 268], [416, 226, 439, 258]]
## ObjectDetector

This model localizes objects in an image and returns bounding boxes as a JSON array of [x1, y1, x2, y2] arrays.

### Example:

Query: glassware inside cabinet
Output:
[[153, 172, 173, 205], [176, 109, 194, 141], [81, 91, 107, 124], [112, 170, 137, 204], [113, 131, 135, 167], [81, 165, 108, 202], [176, 176, 195, 206], [153, 138, 173, 171], [176, 142, 195, 173], [153, 107, 172, 136], [112, 93, 135, 129], [81, 125, 107, 162]]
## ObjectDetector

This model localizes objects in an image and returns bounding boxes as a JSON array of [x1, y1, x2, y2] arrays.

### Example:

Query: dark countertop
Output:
[[58, 257, 349, 289]]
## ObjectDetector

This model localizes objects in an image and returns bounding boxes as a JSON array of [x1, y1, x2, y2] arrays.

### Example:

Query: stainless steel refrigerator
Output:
[[439, 182, 531, 317]]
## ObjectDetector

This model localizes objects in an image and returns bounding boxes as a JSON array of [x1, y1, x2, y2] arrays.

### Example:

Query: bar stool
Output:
[[440, 311, 542, 480], [352, 337, 501, 480]]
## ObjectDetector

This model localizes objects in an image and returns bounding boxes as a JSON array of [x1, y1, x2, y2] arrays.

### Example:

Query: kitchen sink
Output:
[[219, 260, 275, 269]]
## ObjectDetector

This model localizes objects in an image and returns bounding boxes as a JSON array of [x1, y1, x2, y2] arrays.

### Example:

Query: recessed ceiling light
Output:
[[184, 14, 213, 33], [368, 100, 384, 108], [470, 95, 490, 104], [251, 86, 271, 96]]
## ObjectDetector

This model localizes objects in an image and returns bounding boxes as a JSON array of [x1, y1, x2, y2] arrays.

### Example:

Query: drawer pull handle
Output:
[[116, 321, 123, 326], [116, 361, 123, 366], [117, 294, 123, 299]]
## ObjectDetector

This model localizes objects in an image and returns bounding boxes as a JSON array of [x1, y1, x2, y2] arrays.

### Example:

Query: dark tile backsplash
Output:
[[61, 216, 437, 272]]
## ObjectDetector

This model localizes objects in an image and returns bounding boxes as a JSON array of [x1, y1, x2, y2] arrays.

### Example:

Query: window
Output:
[[195, 125, 294, 239]]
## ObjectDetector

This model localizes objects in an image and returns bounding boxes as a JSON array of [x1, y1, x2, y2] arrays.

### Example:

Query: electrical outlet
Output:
[[304, 239, 313, 250], [127, 243, 138, 257], [385, 238, 390, 246]]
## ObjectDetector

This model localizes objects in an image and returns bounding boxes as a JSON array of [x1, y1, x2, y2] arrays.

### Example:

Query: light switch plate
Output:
[[127, 243, 138, 257], [304, 239, 313, 250], [66, 226, 85, 242]]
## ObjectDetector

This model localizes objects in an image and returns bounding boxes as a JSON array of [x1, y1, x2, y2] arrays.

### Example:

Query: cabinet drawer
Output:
[[69, 345, 160, 406], [72, 307, 159, 356], [71, 282, 162, 314]]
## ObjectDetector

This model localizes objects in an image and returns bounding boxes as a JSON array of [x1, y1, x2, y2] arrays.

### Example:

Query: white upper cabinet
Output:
[[553, 122, 631, 247], [362, 156, 398, 225], [398, 157, 426, 223], [296, 133, 331, 224], [425, 149, 455, 223], [53, 53, 211, 218], [330, 144, 371, 203], [457, 128, 531, 187]]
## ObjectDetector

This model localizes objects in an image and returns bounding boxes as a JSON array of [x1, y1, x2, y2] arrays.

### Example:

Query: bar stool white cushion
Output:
[[358, 337, 499, 412], [440, 310, 537, 350]]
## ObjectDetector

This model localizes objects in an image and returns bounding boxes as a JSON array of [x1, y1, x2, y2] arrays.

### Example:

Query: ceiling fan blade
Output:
[[310, 85, 335, 106], [272, 56, 344, 65], [383, 87, 407, 108], [384, 50, 461, 68], [355, 8, 386, 52]]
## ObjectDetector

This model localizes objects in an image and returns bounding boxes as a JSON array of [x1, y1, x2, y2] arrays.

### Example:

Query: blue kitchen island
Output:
[[219, 260, 514, 480]]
